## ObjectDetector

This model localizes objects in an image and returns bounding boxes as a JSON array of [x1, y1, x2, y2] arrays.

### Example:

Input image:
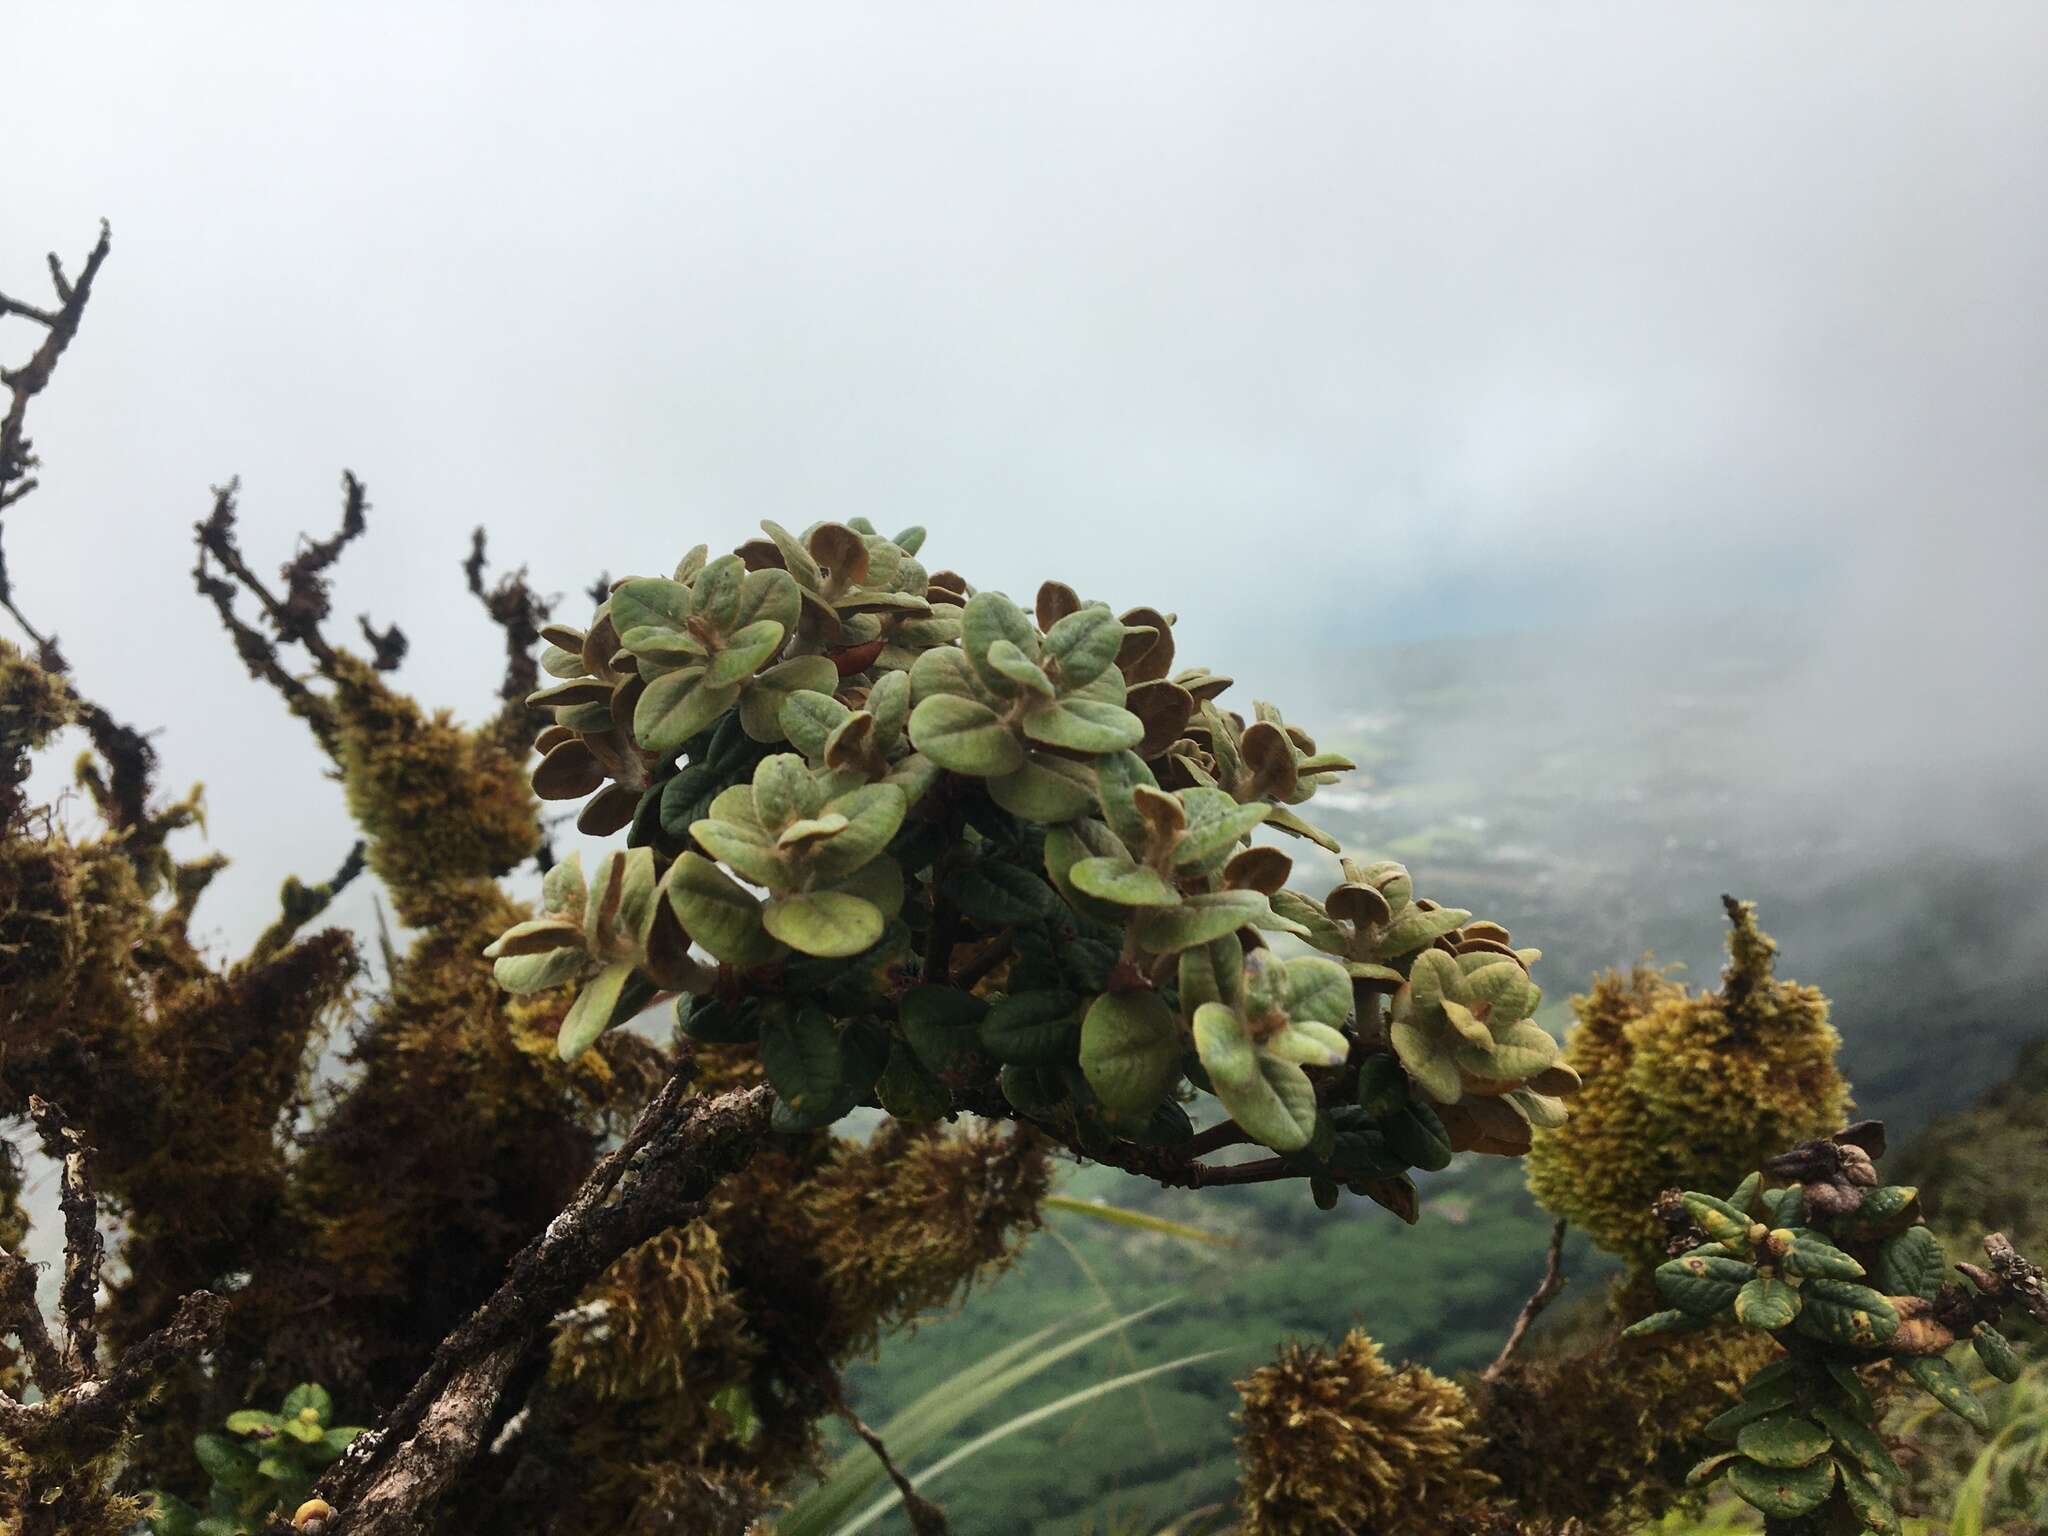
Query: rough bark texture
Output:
[[273, 1079, 775, 1536]]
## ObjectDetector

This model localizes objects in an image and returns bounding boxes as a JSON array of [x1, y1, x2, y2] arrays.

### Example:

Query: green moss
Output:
[[1524, 900, 1849, 1269], [0, 640, 73, 828], [1470, 1281, 1778, 1533], [1235, 1329, 1499, 1536], [326, 656, 537, 926]]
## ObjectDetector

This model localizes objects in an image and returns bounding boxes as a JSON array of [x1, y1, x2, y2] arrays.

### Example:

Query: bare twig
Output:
[[0, 220, 110, 510], [837, 1399, 951, 1536], [249, 840, 370, 962], [277, 472, 371, 651], [27, 1095, 100, 1381], [1182, 1119, 1256, 1159], [356, 614, 408, 672], [0, 221, 110, 657], [463, 526, 552, 710], [193, 479, 351, 753], [1483, 1218, 1569, 1382], [196, 479, 340, 672]]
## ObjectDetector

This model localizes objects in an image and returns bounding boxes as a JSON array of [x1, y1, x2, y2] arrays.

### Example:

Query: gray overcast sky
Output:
[[4, 2, 2045, 952]]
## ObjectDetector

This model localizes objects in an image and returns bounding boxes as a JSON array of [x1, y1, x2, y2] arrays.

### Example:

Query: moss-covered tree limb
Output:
[[270, 1078, 775, 1536], [0, 1101, 226, 1531]]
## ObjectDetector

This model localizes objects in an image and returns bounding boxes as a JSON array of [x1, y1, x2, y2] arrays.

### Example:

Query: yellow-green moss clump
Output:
[[804, 1119, 1051, 1349], [0, 639, 73, 821], [1236, 1329, 1498, 1536], [1524, 899, 1849, 1269], [549, 1222, 755, 1408], [0, 830, 149, 1054], [538, 1119, 1051, 1533], [1470, 1302, 1778, 1533], [0, 1440, 144, 1536], [324, 656, 538, 925]]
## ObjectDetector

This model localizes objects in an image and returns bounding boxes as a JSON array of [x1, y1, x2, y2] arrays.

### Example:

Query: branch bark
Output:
[[0, 220, 110, 510], [270, 1077, 775, 1536], [27, 1095, 101, 1382], [1483, 1217, 1569, 1382], [0, 1102, 225, 1459], [1, 221, 111, 658]]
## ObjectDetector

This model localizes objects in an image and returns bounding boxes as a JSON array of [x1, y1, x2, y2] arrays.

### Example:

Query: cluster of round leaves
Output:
[[145, 1384, 362, 1536], [486, 520, 1577, 1187], [1627, 1170, 2027, 1532]]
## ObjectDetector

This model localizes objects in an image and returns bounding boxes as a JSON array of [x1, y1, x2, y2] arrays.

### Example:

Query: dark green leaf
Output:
[[1078, 989, 1183, 1117], [899, 985, 989, 1077], [1873, 1226, 1944, 1302], [1973, 1322, 2022, 1383], [1824, 1360, 1875, 1420], [759, 1007, 844, 1117], [1777, 1231, 1867, 1281], [874, 1040, 951, 1121], [675, 994, 761, 1045], [1686, 1453, 1739, 1489], [1000, 1062, 1068, 1116], [1655, 1250, 1758, 1317], [980, 990, 1082, 1065], [1903, 1354, 1990, 1430], [1733, 1276, 1803, 1331], [944, 860, 1061, 926], [1795, 1279, 1899, 1347], [1382, 1104, 1452, 1173], [1728, 1454, 1836, 1518], [1703, 1385, 1799, 1442], [1837, 1465, 1902, 1536], [1613, 1302, 1712, 1343], [192, 1433, 259, 1489], [1812, 1403, 1904, 1486], [1355, 1055, 1411, 1120], [1736, 1412, 1833, 1469]]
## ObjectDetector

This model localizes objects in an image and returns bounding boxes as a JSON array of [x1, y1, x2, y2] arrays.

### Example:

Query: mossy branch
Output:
[[269, 1077, 775, 1536]]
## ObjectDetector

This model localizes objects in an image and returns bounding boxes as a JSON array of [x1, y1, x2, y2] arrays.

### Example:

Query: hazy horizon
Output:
[[4, 2, 2043, 963]]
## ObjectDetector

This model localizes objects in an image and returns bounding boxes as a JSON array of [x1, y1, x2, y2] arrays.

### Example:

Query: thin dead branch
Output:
[[1483, 1218, 1569, 1382], [463, 526, 552, 710], [836, 1398, 951, 1536]]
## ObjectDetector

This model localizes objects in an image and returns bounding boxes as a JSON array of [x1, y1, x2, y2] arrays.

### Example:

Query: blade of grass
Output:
[[834, 1350, 1232, 1536], [779, 1301, 1180, 1536], [1043, 1194, 1239, 1247]]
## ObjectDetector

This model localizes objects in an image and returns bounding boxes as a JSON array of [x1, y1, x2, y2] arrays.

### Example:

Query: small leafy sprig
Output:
[[1628, 1124, 2042, 1532], [146, 1383, 363, 1535]]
